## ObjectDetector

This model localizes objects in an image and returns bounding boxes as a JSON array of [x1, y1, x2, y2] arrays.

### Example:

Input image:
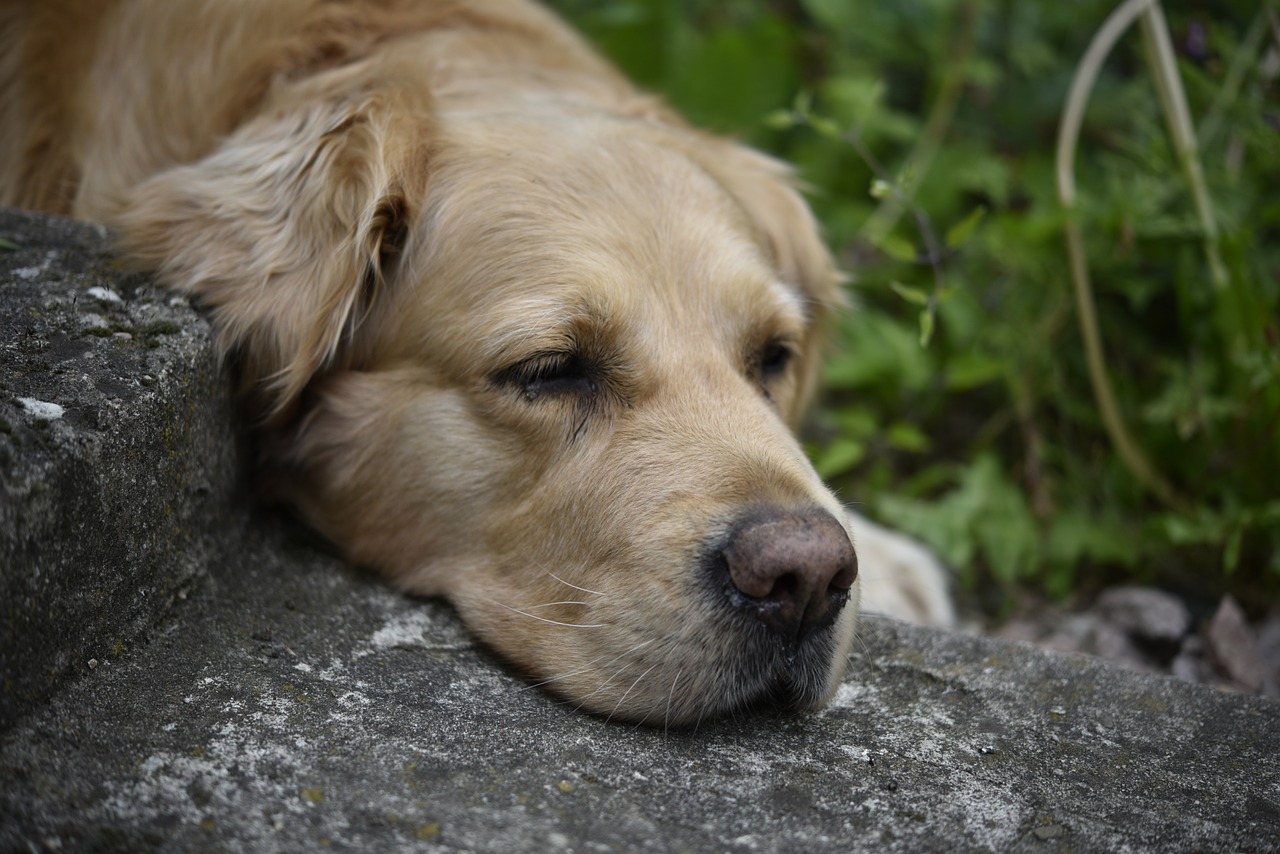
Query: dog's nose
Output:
[[721, 509, 857, 641]]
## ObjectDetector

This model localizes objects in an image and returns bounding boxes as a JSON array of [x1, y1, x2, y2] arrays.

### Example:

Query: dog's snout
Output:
[[721, 509, 857, 641]]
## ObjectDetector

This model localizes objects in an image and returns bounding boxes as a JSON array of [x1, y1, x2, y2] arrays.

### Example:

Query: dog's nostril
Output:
[[721, 508, 858, 641], [768, 573, 799, 600]]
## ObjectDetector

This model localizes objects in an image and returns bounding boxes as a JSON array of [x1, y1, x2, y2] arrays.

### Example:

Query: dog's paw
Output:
[[848, 510, 956, 628]]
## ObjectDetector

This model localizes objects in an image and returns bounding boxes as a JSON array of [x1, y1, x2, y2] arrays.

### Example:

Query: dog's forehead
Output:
[[427, 116, 749, 245], [405, 116, 810, 361]]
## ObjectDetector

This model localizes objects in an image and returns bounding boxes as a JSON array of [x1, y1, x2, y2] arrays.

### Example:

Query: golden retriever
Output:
[[1, 0, 951, 725]]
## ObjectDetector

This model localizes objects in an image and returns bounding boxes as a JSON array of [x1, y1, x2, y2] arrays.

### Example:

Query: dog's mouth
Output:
[[725, 629, 848, 716], [621, 610, 855, 727]]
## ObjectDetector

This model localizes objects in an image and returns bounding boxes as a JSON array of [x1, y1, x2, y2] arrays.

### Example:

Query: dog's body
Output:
[[2, 0, 950, 724]]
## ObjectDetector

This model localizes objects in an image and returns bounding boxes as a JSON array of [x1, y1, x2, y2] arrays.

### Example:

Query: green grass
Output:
[[551, 0, 1280, 613]]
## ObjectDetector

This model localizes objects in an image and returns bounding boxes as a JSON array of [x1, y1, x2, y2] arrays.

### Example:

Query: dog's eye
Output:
[[759, 340, 795, 380], [501, 352, 597, 401]]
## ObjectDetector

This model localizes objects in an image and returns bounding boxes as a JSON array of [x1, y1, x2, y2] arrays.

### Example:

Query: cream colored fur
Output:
[[1, 0, 951, 725]]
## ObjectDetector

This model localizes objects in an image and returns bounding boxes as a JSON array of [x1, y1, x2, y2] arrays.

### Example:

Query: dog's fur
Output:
[[1, 0, 951, 724]]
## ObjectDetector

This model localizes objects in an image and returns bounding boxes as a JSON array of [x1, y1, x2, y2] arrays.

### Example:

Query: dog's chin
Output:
[[546, 606, 857, 728], [721, 612, 855, 718]]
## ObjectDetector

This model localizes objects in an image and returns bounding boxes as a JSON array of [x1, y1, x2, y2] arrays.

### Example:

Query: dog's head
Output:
[[115, 60, 858, 725]]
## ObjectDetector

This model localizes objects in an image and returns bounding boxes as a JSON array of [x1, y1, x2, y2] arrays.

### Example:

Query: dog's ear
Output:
[[113, 84, 430, 423], [695, 144, 846, 427]]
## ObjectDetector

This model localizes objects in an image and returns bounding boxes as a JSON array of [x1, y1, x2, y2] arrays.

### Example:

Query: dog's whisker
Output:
[[844, 622, 872, 664], [516, 600, 591, 610], [523, 637, 658, 696], [572, 639, 660, 710], [519, 644, 642, 693], [487, 599, 606, 629], [663, 667, 683, 737], [538, 567, 604, 598], [605, 662, 658, 725]]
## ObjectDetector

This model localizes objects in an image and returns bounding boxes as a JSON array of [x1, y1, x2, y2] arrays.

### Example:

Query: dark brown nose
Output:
[[721, 508, 857, 641]]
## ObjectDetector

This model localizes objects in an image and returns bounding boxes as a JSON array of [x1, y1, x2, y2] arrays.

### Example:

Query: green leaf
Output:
[[0, 238, 19, 251], [820, 74, 890, 131], [807, 113, 843, 139], [813, 438, 866, 479], [1160, 512, 1225, 546], [1046, 510, 1140, 568], [873, 454, 1038, 587], [889, 281, 930, 306], [658, 13, 798, 136], [962, 456, 1038, 583], [945, 205, 987, 249], [792, 89, 813, 116], [833, 407, 879, 437], [944, 352, 1004, 390], [800, 0, 857, 35], [825, 310, 935, 391], [869, 178, 893, 200], [876, 234, 916, 263], [1223, 527, 1242, 575], [918, 308, 935, 347], [886, 423, 930, 453], [874, 492, 978, 577], [763, 109, 796, 130]]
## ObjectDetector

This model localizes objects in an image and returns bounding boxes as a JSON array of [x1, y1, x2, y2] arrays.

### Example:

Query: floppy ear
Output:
[[113, 82, 429, 423], [694, 144, 846, 427]]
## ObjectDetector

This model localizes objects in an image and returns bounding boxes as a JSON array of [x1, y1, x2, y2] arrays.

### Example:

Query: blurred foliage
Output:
[[550, 0, 1280, 613]]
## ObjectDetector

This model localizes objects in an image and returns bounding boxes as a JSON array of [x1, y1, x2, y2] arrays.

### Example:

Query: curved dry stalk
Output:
[[1138, 2, 1228, 291], [1055, 0, 1188, 511]]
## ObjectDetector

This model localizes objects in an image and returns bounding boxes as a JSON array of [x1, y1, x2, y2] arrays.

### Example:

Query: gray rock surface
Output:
[[0, 208, 239, 728], [2, 206, 1278, 852], [998, 587, 1280, 695]]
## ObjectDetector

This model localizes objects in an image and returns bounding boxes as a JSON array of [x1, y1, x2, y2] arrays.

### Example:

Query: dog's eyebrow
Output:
[[481, 298, 606, 365], [767, 278, 808, 315], [757, 279, 810, 336], [484, 279, 805, 369]]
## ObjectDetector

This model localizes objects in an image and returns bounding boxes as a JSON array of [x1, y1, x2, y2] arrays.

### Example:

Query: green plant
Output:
[[552, 0, 1280, 612]]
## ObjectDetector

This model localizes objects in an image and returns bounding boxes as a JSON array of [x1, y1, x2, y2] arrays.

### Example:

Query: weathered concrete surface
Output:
[[1, 206, 1278, 852], [1, 523, 1277, 853], [0, 207, 240, 728]]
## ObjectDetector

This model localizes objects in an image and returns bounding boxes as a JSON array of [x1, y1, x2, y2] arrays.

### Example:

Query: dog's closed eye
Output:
[[759, 339, 795, 380], [499, 352, 598, 402], [752, 337, 799, 403]]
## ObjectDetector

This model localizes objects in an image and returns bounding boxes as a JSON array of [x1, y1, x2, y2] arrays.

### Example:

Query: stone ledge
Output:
[[1, 518, 1276, 851], [1, 206, 1277, 852], [0, 207, 240, 728]]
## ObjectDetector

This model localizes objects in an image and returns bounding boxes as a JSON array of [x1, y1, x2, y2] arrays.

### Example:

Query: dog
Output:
[[1, 0, 951, 725]]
